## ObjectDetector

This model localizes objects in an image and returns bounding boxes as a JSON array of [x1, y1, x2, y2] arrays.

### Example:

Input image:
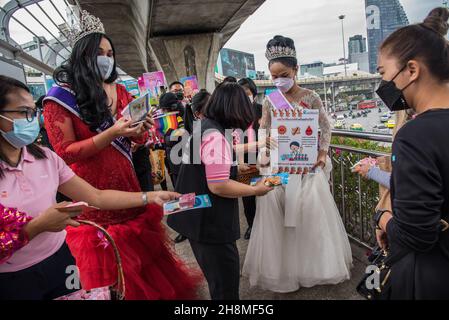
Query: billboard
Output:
[[216, 48, 256, 79]]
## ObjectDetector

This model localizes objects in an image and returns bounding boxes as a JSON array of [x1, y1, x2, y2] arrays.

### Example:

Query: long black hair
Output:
[[204, 82, 255, 131], [238, 77, 258, 97], [0, 75, 46, 179], [53, 33, 118, 131]]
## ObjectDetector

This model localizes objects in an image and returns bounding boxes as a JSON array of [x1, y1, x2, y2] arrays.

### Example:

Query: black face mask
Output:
[[174, 91, 184, 101], [376, 66, 414, 111]]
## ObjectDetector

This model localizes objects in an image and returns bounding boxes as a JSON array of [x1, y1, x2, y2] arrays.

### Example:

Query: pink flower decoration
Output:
[[97, 231, 109, 249]]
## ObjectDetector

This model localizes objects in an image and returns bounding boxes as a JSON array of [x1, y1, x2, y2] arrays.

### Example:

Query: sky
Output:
[[1, 0, 445, 73], [225, 0, 446, 72]]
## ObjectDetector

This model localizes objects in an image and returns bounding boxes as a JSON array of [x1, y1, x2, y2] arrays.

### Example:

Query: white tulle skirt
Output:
[[242, 158, 353, 293]]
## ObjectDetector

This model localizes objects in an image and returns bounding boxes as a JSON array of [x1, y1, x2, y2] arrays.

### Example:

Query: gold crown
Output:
[[67, 9, 105, 46], [265, 46, 297, 61]]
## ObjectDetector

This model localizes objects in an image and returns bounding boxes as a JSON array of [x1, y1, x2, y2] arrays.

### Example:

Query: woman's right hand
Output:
[[111, 117, 145, 138], [253, 179, 273, 196], [24, 202, 81, 240], [353, 162, 371, 178]]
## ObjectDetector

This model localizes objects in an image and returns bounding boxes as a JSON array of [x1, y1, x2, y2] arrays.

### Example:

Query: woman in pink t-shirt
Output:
[[167, 82, 273, 300], [0, 76, 180, 300]]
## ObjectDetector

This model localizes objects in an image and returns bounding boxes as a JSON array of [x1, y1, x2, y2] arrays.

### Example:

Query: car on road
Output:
[[373, 124, 389, 134], [334, 120, 345, 130], [350, 123, 364, 132], [337, 115, 345, 122], [380, 113, 390, 122], [387, 119, 396, 129]]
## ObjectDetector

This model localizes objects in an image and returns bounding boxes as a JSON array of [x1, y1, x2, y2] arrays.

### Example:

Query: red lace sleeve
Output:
[[0, 204, 33, 264], [43, 101, 99, 165]]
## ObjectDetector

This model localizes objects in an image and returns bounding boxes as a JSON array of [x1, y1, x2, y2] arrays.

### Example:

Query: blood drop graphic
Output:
[[306, 126, 313, 136]]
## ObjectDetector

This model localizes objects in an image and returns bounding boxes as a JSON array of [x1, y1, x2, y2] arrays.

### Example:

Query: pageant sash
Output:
[[44, 86, 133, 164]]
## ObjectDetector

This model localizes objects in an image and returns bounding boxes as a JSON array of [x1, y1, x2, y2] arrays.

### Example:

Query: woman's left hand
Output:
[[148, 191, 181, 207], [312, 153, 327, 171], [376, 229, 388, 250]]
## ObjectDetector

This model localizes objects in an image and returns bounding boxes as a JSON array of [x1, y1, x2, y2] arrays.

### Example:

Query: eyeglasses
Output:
[[0, 107, 41, 123]]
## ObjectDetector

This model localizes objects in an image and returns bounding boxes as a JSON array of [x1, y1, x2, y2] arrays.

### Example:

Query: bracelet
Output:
[[373, 209, 392, 229], [142, 192, 149, 206]]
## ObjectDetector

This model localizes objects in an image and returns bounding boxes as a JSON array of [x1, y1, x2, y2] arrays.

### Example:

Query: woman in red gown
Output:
[[43, 19, 200, 300]]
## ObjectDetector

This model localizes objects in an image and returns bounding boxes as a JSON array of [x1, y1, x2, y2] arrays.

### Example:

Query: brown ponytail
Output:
[[380, 7, 449, 82], [422, 7, 449, 36]]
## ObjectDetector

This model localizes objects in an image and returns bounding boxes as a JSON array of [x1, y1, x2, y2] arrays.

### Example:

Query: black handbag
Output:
[[358, 218, 449, 300], [356, 245, 392, 300]]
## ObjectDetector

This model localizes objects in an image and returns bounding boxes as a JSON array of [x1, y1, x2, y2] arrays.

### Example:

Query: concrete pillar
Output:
[[371, 82, 379, 100], [149, 33, 222, 92]]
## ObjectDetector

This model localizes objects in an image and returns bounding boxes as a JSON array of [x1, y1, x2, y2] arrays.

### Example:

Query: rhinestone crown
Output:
[[67, 9, 105, 47], [265, 46, 297, 61]]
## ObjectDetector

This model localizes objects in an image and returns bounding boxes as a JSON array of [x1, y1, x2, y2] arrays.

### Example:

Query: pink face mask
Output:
[[273, 77, 295, 93]]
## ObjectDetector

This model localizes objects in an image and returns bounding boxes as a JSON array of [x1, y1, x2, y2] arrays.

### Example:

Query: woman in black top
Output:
[[375, 7, 449, 299], [237, 78, 263, 239], [167, 83, 273, 300]]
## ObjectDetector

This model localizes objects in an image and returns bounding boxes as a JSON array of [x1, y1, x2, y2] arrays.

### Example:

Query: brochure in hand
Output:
[[163, 193, 212, 215], [250, 173, 290, 187]]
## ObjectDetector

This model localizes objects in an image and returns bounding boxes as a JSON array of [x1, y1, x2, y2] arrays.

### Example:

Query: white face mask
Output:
[[273, 77, 295, 93], [97, 56, 114, 80], [248, 95, 254, 103]]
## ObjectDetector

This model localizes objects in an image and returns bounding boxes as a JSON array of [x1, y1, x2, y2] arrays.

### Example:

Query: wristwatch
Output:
[[142, 192, 149, 206], [373, 209, 391, 230]]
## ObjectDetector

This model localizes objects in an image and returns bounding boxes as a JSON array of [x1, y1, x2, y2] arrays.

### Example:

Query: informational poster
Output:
[[180, 75, 199, 100], [138, 76, 146, 96], [123, 79, 140, 98], [143, 71, 167, 105], [270, 107, 319, 174]]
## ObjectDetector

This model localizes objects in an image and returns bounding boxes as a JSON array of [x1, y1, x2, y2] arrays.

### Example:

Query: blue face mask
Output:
[[0, 115, 40, 149]]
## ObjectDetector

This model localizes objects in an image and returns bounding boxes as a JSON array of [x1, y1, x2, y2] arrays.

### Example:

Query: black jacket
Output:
[[387, 109, 449, 299], [167, 118, 239, 244]]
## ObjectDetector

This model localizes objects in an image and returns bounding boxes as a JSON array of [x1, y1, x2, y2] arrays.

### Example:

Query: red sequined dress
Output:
[[43, 84, 199, 300]]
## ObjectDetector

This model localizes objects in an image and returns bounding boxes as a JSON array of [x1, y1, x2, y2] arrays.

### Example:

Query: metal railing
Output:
[[329, 130, 392, 249], [214, 72, 381, 87]]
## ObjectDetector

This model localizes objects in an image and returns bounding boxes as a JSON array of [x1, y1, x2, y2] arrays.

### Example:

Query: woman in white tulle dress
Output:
[[242, 35, 353, 293]]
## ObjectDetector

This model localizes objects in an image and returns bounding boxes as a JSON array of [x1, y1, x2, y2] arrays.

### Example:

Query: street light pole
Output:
[[339, 15, 347, 77], [323, 76, 328, 112], [36, 37, 48, 93]]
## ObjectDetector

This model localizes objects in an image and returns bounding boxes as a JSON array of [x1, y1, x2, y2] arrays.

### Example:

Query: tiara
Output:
[[265, 46, 297, 61], [67, 10, 105, 47]]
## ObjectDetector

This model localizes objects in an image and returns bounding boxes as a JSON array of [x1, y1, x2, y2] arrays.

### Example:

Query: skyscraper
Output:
[[365, 0, 409, 73], [348, 35, 367, 55], [348, 35, 369, 73]]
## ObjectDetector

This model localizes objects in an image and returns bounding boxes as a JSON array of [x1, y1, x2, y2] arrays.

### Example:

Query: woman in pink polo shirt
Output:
[[0, 75, 180, 300]]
